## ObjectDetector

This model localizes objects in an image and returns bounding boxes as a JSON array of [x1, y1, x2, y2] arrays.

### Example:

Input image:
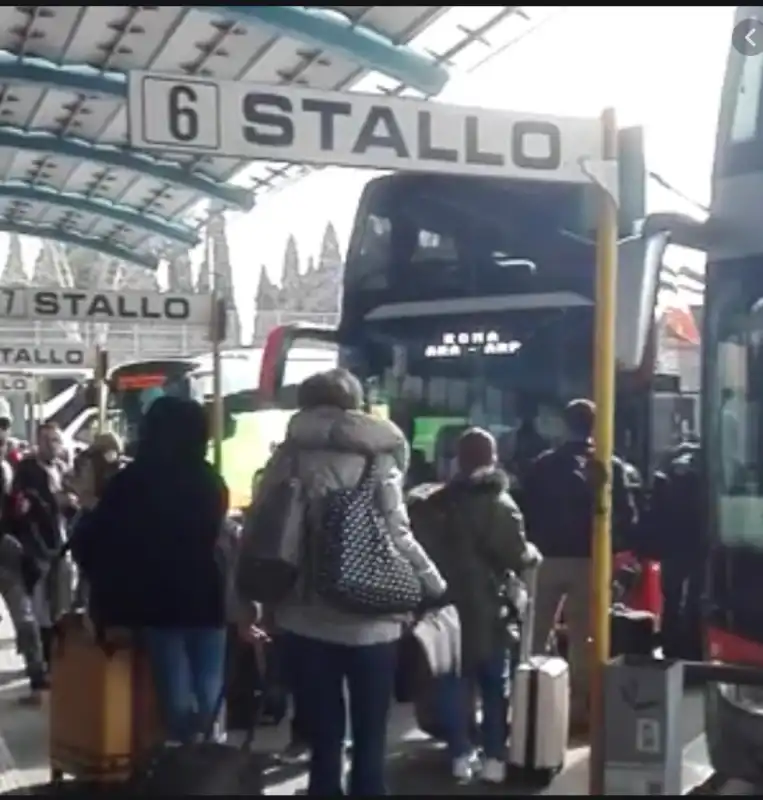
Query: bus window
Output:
[[707, 265, 763, 548], [108, 360, 195, 450]]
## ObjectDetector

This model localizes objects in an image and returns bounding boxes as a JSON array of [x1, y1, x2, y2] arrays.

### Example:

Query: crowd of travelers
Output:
[[0, 369, 703, 795]]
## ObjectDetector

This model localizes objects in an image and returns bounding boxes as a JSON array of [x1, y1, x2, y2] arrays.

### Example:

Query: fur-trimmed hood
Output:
[[286, 406, 409, 472]]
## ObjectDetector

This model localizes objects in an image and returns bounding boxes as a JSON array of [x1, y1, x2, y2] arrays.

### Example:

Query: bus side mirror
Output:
[[615, 231, 671, 371]]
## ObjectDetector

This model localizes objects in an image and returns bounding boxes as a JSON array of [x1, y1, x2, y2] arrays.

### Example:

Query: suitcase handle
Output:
[[518, 563, 539, 663], [517, 562, 565, 663]]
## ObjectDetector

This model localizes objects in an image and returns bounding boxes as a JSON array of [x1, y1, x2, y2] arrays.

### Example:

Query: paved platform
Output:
[[0, 609, 714, 795]]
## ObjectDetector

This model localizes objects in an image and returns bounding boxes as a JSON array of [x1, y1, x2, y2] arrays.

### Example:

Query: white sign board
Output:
[[0, 288, 210, 326], [0, 345, 88, 370], [128, 72, 602, 184], [0, 374, 35, 394]]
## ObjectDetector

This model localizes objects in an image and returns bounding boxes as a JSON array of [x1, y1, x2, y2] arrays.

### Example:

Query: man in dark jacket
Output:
[[72, 397, 229, 742], [411, 427, 540, 783], [646, 443, 703, 659], [0, 403, 47, 700], [12, 422, 74, 667], [522, 399, 637, 732]]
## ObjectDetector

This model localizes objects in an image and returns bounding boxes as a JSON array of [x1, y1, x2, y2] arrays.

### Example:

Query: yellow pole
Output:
[[206, 213, 223, 474], [589, 107, 619, 796]]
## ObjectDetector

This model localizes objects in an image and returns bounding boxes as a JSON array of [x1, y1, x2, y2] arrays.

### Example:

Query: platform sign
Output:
[[0, 288, 211, 326], [127, 72, 602, 184], [0, 373, 35, 394], [0, 344, 88, 369]]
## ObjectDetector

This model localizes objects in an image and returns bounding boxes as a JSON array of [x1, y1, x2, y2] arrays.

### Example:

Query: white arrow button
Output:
[[734, 19, 763, 56]]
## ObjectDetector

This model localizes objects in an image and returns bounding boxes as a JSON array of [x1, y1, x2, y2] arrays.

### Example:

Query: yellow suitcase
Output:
[[49, 614, 162, 784]]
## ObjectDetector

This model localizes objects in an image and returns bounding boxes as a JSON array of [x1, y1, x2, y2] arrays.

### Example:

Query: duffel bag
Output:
[[130, 740, 266, 795], [130, 639, 269, 795]]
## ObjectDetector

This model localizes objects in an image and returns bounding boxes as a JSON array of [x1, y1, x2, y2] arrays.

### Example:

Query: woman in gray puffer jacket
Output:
[[254, 368, 446, 797]]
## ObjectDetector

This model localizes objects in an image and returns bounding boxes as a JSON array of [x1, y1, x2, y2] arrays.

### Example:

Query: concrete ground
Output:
[[0, 608, 714, 796]]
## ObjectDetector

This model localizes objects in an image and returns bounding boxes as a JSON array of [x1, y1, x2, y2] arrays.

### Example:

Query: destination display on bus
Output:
[[114, 373, 167, 391], [424, 330, 523, 359]]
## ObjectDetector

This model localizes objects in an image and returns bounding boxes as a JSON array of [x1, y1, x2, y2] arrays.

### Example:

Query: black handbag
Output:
[[313, 457, 423, 615]]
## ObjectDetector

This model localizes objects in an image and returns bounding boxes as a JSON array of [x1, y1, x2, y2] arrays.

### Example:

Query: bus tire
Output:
[[705, 682, 763, 782]]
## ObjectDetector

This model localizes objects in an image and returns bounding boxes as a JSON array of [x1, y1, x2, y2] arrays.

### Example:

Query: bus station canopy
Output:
[[0, 6, 528, 270]]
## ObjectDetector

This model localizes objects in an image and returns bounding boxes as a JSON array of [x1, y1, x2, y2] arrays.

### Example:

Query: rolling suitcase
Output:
[[508, 564, 569, 784], [49, 613, 162, 784]]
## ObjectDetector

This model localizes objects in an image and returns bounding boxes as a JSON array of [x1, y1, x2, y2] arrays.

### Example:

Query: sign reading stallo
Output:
[[0, 344, 88, 369], [0, 288, 211, 326]]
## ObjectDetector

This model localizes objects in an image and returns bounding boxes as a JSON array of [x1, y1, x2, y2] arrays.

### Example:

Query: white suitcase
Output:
[[508, 563, 569, 783]]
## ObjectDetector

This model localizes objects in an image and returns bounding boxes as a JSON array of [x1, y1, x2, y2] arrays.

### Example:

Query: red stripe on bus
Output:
[[707, 627, 763, 665]]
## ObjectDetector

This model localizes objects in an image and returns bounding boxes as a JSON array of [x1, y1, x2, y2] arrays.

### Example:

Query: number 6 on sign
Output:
[[169, 85, 199, 143], [138, 77, 220, 151]]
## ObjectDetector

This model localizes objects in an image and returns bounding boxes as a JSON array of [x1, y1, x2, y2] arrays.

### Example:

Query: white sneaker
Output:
[[452, 754, 476, 782], [480, 757, 507, 784]]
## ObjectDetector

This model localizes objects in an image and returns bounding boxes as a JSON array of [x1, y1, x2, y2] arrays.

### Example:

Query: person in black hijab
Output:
[[72, 396, 229, 742]]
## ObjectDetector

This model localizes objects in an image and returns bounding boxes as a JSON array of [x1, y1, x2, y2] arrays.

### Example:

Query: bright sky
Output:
[[0, 6, 737, 342]]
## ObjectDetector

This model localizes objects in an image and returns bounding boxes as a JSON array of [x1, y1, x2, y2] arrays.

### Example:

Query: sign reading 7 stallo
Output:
[[0, 288, 211, 325]]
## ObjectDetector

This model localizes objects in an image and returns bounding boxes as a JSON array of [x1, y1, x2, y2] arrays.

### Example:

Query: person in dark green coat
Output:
[[409, 427, 540, 784]]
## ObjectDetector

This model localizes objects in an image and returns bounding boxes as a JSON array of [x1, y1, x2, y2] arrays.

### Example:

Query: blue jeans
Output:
[[143, 627, 226, 742], [282, 632, 398, 797], [438, 649, 510, 761]]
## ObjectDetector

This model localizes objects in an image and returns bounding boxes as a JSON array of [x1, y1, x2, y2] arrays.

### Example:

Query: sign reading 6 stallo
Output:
[[128, 72, 605, 186]]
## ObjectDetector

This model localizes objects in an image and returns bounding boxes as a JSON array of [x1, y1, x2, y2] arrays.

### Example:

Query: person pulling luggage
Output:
[[72, 397, 229, 743], [410, 427, 541, 783], [522, 399, 637, 734]]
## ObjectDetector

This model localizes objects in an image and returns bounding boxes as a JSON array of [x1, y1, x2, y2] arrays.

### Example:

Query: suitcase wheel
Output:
[[528, 766, 560, 788], [506, 764, 561, 788]]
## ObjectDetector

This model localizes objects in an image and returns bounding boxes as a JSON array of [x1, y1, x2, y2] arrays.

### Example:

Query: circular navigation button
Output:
[[733, 19, 763, 56]]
